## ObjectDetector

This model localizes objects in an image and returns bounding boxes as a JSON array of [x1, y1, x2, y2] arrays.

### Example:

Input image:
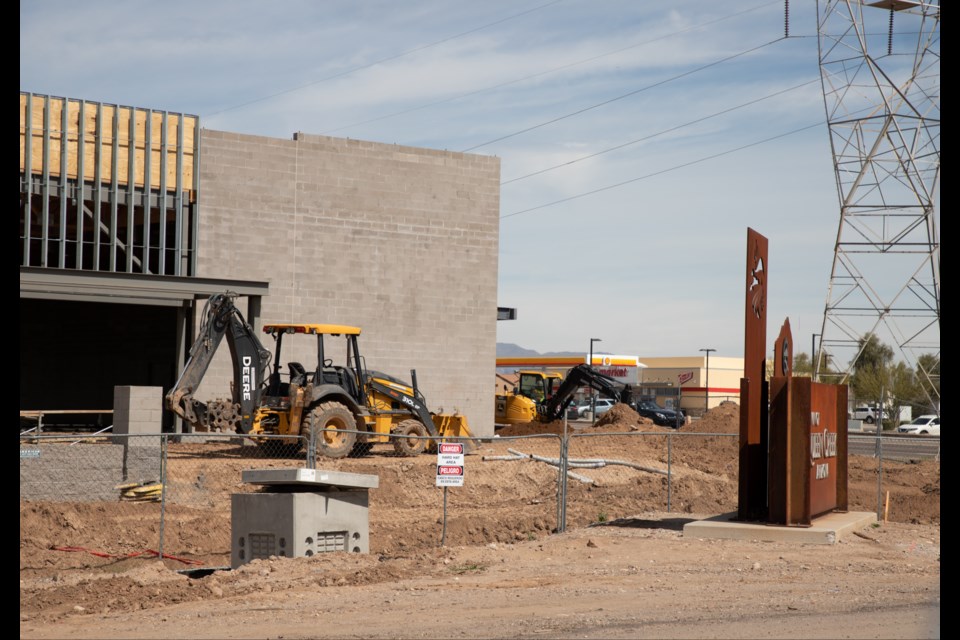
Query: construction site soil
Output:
[[20, 404, 940, 639]]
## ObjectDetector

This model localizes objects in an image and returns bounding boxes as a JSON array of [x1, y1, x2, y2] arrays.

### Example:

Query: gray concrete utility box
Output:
[[231, 468, 379, 569]]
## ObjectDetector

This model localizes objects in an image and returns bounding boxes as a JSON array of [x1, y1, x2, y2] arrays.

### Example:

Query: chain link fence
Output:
[[161, 433, 307, 564], [848, 432, 941, 522], [20, 433, 306, 567], [563, 431, 740, 529], [20, 429, 937, 571], [472, 434, 563, 539]]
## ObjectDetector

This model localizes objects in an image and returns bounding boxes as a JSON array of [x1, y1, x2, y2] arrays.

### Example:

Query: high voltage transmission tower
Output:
[[814, 0, 940, 411]]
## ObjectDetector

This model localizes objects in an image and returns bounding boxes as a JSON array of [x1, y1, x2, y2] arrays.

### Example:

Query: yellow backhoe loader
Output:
[[166, 292, 473, 458]]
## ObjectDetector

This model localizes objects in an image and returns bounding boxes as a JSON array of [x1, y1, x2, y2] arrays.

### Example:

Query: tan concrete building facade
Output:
[[195, 131, 501, 435]]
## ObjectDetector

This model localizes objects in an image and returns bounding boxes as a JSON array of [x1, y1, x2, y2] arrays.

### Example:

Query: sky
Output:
[[19, 0, 936, 361]]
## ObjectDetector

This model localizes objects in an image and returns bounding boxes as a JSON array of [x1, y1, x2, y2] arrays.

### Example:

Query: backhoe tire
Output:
[[392, 419, 428, 457], [349, 441, 374, 458], [303, 402, 357, 459]]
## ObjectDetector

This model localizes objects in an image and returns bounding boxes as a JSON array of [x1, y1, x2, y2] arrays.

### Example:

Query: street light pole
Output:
[[699, 348, 715, 414], [589, 338, 602, 369], [589, 338, 602, 424]]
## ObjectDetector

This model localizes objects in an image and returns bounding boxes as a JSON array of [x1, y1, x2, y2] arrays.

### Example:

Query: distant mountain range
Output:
[[496, 343, 594, 358]]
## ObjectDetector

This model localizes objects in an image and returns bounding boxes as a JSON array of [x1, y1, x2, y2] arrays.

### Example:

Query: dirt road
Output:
[[19, 516, 939, 639]]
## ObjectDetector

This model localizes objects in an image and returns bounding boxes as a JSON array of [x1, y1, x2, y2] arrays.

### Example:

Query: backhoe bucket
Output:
[[431, 414, 476, 453]]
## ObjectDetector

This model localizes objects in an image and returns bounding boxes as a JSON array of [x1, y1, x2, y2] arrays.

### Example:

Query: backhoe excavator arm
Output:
[[166, 292, 272, 433], [543, 364, 634, 421]]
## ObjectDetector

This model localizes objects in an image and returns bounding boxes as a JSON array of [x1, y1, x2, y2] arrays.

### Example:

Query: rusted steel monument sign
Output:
[[738, 229, 848, 526]]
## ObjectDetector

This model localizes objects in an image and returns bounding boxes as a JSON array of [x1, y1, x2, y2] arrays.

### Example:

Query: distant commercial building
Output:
[[637, 356, 743, 414]]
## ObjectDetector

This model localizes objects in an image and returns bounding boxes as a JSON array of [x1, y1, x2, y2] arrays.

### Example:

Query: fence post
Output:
[[306, 428, 316, 470], [876, 430, 884, 518], [158, 434, 168, 560], [558, 434, 568, 533], [441, 486, 448, 547], [667, 432, 673, 513]]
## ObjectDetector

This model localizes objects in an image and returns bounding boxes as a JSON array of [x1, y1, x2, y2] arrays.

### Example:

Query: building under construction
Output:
[[19, 92, 501, 435]]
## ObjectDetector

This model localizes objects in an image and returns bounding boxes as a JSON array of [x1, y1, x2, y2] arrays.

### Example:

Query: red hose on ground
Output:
[[51, 545, 204, 565]]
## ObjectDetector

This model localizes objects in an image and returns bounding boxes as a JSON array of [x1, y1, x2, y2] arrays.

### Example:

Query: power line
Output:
[[204, 0, 565, 118], [462, 37, 785, 153], [501, 77, 820, 185], [784, 32, 928, 38], [500, 121, 823, 220], [320, 0, 780, 136]]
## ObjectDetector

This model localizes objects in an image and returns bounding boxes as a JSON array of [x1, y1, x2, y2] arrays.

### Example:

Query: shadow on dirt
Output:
[[588, 517, 696, 531]]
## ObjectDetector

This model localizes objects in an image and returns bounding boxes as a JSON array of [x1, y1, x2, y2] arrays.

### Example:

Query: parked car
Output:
[[897, 415, 940, 436], [634, 401, 685, 428], [577, 398, 615, 418], [594, 398, 617, 416], [850, 406, 881, 424], [574, 399, 592, 417]]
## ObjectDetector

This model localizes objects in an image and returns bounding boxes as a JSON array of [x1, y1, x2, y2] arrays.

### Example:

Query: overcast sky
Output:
[[21, 0, 921, 359]]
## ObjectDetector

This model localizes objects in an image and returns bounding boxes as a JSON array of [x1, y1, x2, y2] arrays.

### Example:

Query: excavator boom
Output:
[[543, 364, 633, 421]]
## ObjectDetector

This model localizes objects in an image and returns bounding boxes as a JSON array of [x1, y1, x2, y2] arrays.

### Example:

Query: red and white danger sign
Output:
[[437, 465, 464, 476], [438, 443, 464, 455], [436, 443, 465, 487]]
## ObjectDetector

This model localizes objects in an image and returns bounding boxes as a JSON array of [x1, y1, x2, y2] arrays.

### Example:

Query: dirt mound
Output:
[[496, 403, 659, 437], [669, 433, 739, 477], [847, 458, 940, 525], [496, 419, 568, 436], [687, 401, 739, 433], [595, 403, 653, 429]]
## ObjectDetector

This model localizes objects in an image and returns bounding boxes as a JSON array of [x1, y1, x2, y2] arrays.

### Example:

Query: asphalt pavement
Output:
[[848, 433, 940, 460]]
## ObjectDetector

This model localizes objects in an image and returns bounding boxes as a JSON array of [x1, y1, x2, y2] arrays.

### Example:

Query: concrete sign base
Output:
[[683, 511, 877, 545]]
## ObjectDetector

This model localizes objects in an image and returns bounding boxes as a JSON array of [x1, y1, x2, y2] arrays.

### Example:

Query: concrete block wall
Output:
[[113, 386, 164, 438], [196, 130, 500, 435], [20, 442, 161, 501]]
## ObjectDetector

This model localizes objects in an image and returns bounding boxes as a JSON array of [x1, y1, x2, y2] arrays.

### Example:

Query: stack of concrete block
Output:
[[112, 386, 163, 444]]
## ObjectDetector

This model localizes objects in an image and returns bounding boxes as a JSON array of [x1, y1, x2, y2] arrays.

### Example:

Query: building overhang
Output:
[[20, 267, 269, 307]]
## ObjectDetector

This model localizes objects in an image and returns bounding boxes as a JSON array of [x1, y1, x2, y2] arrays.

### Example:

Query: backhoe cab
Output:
[[252, 323, 472, 458], [495, 371, 563, 426], [166, 293, 472, 458]]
